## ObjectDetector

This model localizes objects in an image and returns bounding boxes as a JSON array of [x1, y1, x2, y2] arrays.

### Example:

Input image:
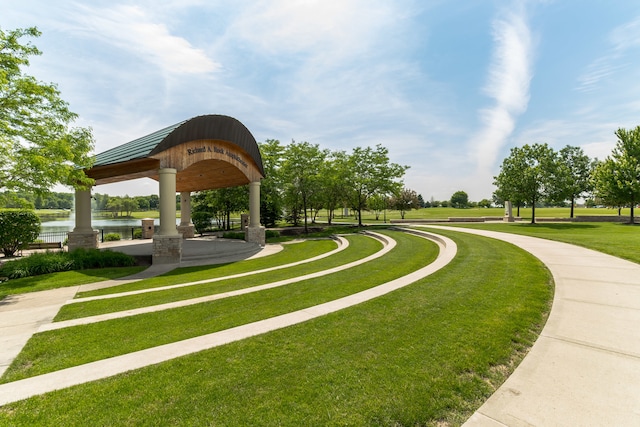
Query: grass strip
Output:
[[0, 229, 552, 425], [76, 239, 337, 298], [1, 231, 434, 382], [447, 222, 640, 264], [55, 235, 378, 321], [0, 267, 145, 300]]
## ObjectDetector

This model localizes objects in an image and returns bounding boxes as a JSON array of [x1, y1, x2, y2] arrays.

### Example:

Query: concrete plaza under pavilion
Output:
[[67, 114, 266, 264]]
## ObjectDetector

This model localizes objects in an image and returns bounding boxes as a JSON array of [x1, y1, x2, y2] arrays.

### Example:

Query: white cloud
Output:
[[227, 0, 397, 60], [469, 5, 534, 176], [65, 4, 220, 75]]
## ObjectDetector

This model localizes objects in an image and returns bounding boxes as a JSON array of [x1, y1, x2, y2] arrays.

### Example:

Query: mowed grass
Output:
[[322, 206, 631, 223], [76, 238, 339, 298], [0, 228, 552, 426], [448, 222, 640, 264], [56, 235, 377, 321], [0, 267, 145, 300], [1, 231, 432, 382]]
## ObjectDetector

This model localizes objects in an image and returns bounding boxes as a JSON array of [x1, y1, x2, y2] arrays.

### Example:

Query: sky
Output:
[[3, 0, 640, 202]]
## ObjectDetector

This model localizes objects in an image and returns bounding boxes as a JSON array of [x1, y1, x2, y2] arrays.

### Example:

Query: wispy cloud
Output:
[[470, 4, 534, 174], [576, 15, 640, 92], [65, 4, 220, 75]]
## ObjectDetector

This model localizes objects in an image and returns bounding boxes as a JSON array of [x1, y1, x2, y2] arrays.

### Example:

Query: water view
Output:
[[39, 217, 164, 243]]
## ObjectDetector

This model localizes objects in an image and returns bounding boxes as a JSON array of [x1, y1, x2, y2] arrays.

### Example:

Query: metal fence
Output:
[[36, 231, 69, 243]]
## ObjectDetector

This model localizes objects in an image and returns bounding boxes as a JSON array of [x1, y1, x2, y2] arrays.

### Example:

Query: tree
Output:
[[593, 126, 640, 224], [258, 140, 284, 227], [549, 145, 593, 218], [281, 141, 326, 233], [345, 145, 408, 227], [122, 196, 137, 217], [368, 194, 387, 220], [390, 188, 419, 219], [1, 27, 94, 193], [478, 198, 492, 208], [493, 143, 556, 224], [319, 150, 350, 225], [0, 210, 40, 256], [450, 190, 469, 209]]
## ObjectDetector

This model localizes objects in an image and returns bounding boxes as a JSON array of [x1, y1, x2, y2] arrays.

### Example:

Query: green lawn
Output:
[[447, 222, 640, 264], [76, 238, 339, 298], [314, 206, 632, 224], [0, 228, 552, 426], [2, 231, 432, 382], [57, 235, 378, 321], [0, 267, 145, 300]]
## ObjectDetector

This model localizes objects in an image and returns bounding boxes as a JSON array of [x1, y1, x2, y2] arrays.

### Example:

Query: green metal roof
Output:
[[92, 115, 264, 176], [94, 120, 187, 167]]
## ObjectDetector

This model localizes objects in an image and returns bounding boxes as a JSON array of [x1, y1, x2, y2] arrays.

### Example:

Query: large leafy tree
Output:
[[593, 126, 640, 224], [450, 190, 469, 209], [318, 150, 349, 225], [1, 27, 94, 194], [549, 145, 593, 218], [281, 141, 327, 233], [390, 187, 420, 219], [192, 186, 249, 231], [493, 143, 556, 224], [345, 144, 408, 227]]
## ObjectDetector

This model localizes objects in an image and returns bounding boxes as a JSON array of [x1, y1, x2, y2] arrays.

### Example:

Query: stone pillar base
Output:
[[177, 225, 195, 239], [246, 226, 265, 246], [141, 219, 155, 239], [67, 230, 99, 252], [153, 235, 183, 264]]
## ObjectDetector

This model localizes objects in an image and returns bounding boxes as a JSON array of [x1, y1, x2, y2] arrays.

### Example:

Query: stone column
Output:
[[177, 191, 195, 238], [246, 180, 265, 246], [153, 168, 182, 264], [67, 188, 98, 251], [504, 200, 515, 222]]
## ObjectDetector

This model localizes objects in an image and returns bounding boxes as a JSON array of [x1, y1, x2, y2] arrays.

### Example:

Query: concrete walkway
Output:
[[0, 230, 455, 406], [419, 226, 640, 427]]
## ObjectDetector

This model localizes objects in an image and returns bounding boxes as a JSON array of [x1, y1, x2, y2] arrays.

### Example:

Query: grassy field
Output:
[[447, 222, 640, 264], [0, 228, 551, 426], [1, 222, 637, 425], [0, 267, 145, 300]]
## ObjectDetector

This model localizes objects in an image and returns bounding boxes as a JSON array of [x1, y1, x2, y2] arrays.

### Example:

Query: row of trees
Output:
[[192, 141, 409, 232], [493, 126, 640, 224], [259, 140, 408, 230], [92, 193, 160, 217]]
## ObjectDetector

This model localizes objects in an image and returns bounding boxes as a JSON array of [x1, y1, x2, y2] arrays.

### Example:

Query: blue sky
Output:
[[3, 0, 640, 201]]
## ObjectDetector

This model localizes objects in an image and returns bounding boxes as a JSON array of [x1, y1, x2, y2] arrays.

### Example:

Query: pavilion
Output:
[[68, 114, 265, 264]]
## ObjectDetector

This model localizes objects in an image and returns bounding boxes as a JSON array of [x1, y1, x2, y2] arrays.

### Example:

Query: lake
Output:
[[39, 217, 172, 243]]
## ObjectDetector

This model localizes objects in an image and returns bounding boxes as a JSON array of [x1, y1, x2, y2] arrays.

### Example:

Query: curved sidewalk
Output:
[[422, 226, 640, 427]]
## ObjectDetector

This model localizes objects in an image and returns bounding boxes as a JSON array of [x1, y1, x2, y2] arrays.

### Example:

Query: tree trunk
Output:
[[570, 197, 575, 218], [631, 203, 635, 225], [531, 200, 536, 224]]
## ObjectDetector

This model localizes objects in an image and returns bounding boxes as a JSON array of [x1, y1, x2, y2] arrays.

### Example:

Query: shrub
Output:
[[103, 233, 121, 242], [0, 210, 41, 257], [0, 249, 135, 280], [265, 230, 280, 239], [133, 229, 143, 239], [222, 231, 245, 240]]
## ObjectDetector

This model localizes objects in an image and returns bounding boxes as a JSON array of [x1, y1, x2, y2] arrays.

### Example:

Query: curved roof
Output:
[[94, 115, 264, 176]]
